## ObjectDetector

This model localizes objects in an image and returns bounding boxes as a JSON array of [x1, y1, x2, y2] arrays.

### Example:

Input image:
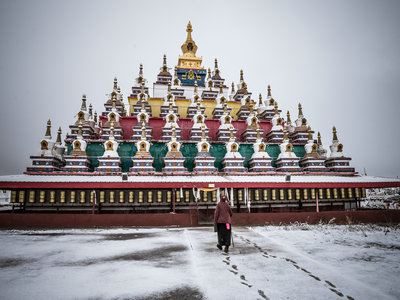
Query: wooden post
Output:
[[316, 190, 319, 213], [92, 190, 96, 214], [172, 188, 176, 214]]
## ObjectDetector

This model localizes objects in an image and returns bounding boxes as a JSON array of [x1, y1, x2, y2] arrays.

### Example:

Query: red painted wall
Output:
[[101, 116, 273, 142]]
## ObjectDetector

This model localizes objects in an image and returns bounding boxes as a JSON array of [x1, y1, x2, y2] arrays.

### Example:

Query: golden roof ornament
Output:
[[307, 126, 312, 140], [207, 68, 211, 80], [45, 119, 52, 138], [178, 21, 202, 68], [249, 104, 254, 114], [215, 58, 220, 76], [318, 131, 322, 145], [283, 126, 288, 140], [169, 102, 173, 112], [81, 94, 87, 111], [113, 77, 118, 90], [231, 82, 235, 93], [196, 102, 201, 113], [298, 103, 303, 117], [56, 127, 62, 144], [167, 82, 171, 93], [240, 70, 244, 82], [94, 111, 97, 123], [223, 103, 228, 114], [89, 104, 93, 117], [201, 125, 206, 139], [78, 122, 83, 137], [332, 126, 338, 142], [141, 100, 146, 111], [229, 126, 235, 140], [141, 123, 146, 139], [171, 125, 176, 138], [274, 102, 279, 115], [110, 126, 115, 138], [219, 82, 223, 94], [287, 111, 291, 124], [267, 85, 271, 97], [259, 94, 263, 106], [194, 81, 198, 94], [112, 96, 117, 109], [256, 127, 261, 139]]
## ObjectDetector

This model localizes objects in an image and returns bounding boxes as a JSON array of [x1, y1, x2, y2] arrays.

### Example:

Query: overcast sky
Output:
[[0, 0, 399, 178]]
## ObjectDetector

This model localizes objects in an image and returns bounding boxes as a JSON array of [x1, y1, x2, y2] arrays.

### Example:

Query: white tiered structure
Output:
[[242, 104, 264, 142], [289, 103, 308, 144], [96, 127, 121, 174], [325, 127, 355, 172], [265, 102, 284, 143], [64, 123, 91, 172], [193, 126, 217, 173], [163, 127, 187, 173], [130, 123, 155, 173], [131, 101, 152, 141], [299, 126, 329, 172], [27, 120, 63, 172], [221, 127, 246, 173], [274, 127, 301, 172], [190, 104, 209, 141], [161, 108, 182, 141], [101, 97, 123, 141], [216, 104, 237, 142], [248, 128, 274, 172]]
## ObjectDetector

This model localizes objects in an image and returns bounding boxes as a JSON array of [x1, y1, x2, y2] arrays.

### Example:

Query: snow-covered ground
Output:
[[0, 225, 399, 300]]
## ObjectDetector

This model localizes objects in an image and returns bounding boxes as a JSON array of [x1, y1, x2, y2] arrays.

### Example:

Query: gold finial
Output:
[[56, 127, 62, 144], [167, 82, 171, 93], [162, 54, 167, 72], [229, 126, 235, 140], [78, 122, 83, 137], [171, 125, 176, 138], [196, 102, 201, 112], [240, 70, 244, 82], [267, 85, 271, 97], [45, 119, 51, 137], [333, 126, 338, 142], [186, 21, 193, 37], [256, 128, 261, 139], [169, 102, 173, 112], [194, 81, 198, 94], [89, 104, 93, 117], [242, 82, 247, 92], [283, 126, 288, 140], [110, 126, 114, 138], [113, 77, 118, 90], [249, 104, 254, 114], [117, 87, 121, 93], [219, 83, 223, 94], [274, 102, 279, 115], [139, 64, 143, 76], [81, 94, 87, 111], [207, 68, 211, 80], [141, 100, 146, 111], [318, 132, 322, 145], [223, 103, 228, 114], [298, 103, 303, 117], [94, 111, 97, 123], [287, 111, 291, 124], [259, 94, 263, 105], [231, 82, 235, 93], [180, 21, 198, 56], [307, 126, 312, 140], [141, 123, 146, 139], [215, 58, 218, 70], [201, 125, 206, 139], [112, 96, 116, 109]]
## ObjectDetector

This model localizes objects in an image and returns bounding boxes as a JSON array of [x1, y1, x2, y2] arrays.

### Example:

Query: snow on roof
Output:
[[0, 174, 399, 184]]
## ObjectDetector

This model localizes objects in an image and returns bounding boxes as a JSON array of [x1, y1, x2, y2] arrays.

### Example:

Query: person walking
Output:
[[214, 194, 233, 253]]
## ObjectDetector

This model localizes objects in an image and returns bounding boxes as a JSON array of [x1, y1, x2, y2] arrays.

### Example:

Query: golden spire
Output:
[[137, 64, 143, 84], [194, 81, 198, 94], [307, 126, 312, 140], [201, 125, 206, 139], [274, 102, 279, 115], [94, 111, 97, 123], [89, 104, 93, 118], [56, 127, 62, 144], [283, 126, 288, 140], [162, 54, 167, 72], [167, 82, 171, 93], [81, 94, 87, 111], [332, 126, 338, 142], [113, 77, 118, 90], [141, 123, 146, 139], [229, 126, 235, 140], [298, 103, 303, 117], [196, 102, 201, 113], [249, 104, 254, 114], [259, 94, 263, 106], [78, 122, 83, 137], [215, 58, 220, 76], [231, 82, 235, 93], [267, 85, 271, 97], [171, 125, 176, 138], [318, 132, 322, 145], [178, 21, 202, 68], [141, 100, 146, 111], [45, 119, 51, 137], [207, 68, 211, 80], [223, 103, 228, 114], [169, 102, 173, 112], [110, 126, 114, 138], [219, 83, 223, 94], [287, 111, 291, 124], [112, 95, 116, 109], [240, 70, 244, 82], [256, 127, 261, 139]]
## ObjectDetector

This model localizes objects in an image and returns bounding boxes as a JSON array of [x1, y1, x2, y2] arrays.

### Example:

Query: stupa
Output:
[[63, 123, 91, 172], [274, 127, 301, 172], [130, 123, 155, 173], [163, 127, 187, 173], [242, 104, 264, 143], [193, 126, 217, 173], [221, 127, 246, 173], [299, 126, 329, 172], [265, 102, 284, 143], [95, 127, 121, 174], [325, 127, 355, 172], [248, 128, 274, 172]]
